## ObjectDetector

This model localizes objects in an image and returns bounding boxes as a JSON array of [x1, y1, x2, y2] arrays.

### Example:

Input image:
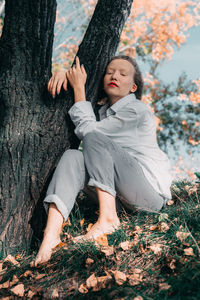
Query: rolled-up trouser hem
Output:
[[44, 194, 69, 221], [87, 178, 116, 197]]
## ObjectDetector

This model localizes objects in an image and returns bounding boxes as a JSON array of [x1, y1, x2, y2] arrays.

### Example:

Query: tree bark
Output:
[[0, 0, 133, 256]]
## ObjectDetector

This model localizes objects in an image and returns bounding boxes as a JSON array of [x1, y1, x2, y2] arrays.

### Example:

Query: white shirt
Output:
[[68, 93, 172, 200]]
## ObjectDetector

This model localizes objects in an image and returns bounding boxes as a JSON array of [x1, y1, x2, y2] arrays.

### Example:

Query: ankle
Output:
[[98, 215, 120, 225], [43, 229, 61, 240]]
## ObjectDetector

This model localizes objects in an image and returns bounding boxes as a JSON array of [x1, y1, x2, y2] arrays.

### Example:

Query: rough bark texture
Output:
[[0, 0, 133, 256]]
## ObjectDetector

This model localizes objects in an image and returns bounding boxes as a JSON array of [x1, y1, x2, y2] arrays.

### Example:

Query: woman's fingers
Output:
[[63, 78, 68, 91], [47, 70, 67, 97], [81, 64, 87, 77], [75, 56, 81, 69]]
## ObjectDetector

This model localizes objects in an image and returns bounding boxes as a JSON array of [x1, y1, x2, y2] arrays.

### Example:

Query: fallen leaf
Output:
[[80, 218, 85, 227], [27, 290, 36, 298], [11, 283, 24, 297], [112, 270, 127, 285], [35, 273, 46, 280], [86, 223, 93, 232], [149, 244, 162, 254], [168, 259, 176, 270], [176, 232, 190, 242], [56, 242, 67, 249], [167, 200, 174, 206], [128, 275, 141, 286], [159, 282, 171, 291], [4, 255, 19, 266], [10, 275, 19, 286], [133, 296, 143, 300], [86, 273, 98, 289], [0, 280, 9, 289], [130, 234, 139, 246], [96, 272, 112, 289], [149, 225, 158, 231], [101, 246, 114, 256], [139, 244, 146, 253], [78, 283, 88, 294], [23, 270, 33, 277], [95, 234, 108, 246], [132, 268, 142, 274], [159, 222, 170, 232], [51, 288, 59, 298], [15, 254, 21, 260], [184, 247, 195, 256], [119, 241, 130, 251], [85, 258, 94, 268], [134, 226, 142, 233]]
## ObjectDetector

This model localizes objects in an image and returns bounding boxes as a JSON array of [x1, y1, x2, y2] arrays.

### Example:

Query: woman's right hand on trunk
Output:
[[48, 69, 68, 98]]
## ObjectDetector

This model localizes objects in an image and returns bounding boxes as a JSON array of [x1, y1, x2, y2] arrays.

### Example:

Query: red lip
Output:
[[108, 81, 118, 87]]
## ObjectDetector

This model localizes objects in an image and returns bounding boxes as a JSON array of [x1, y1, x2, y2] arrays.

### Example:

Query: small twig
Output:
[[184, 222, 200, 257]]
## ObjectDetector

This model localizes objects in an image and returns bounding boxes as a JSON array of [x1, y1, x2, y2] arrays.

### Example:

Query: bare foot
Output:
[[30, 234, 61, 267], [73, 218, 120, 242]]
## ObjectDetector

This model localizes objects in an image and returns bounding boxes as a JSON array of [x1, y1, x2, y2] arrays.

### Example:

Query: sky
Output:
[[159, 26, 200, 83]]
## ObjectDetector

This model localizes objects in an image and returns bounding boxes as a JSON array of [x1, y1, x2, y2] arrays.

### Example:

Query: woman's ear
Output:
[[130, 83, 137, 93]]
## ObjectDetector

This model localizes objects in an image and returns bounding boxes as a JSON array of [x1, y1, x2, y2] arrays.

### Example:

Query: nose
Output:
[[111, 71, 119, 80]]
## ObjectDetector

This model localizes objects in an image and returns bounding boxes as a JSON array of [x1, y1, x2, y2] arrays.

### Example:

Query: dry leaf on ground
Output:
[[176, 231, 190, 242], [167, 199, 174, 206], [80, 218, 85, 227], [23, 270, 33, 277], [159, 282, 171, 291], [159, 222, 170, 232], [85, 258, 94, 268], [10, 275, 19, 286], [149, 244, 162, 254], [184, 247, 195, 256], [86, 273, 98, 289], [168, 259, 176, 270], [34, 273, 46, 280], [51, 288, 59, 298], [78, 283, 88, 294], [96, 272, 112, 289], [101, 245, 114, 256], [119, 241, 130, 251], [4, 255, 19, 266], [27, 290, 36, 298], [112, 270, 127, 285], [11, 283, 25, 297], [95, 234, 108, 246], [15, 254, 21, 260], [0, 280, 9, 289]]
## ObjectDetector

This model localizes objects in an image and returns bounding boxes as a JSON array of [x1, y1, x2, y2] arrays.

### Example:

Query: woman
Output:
[[32, 55, 172, 266]]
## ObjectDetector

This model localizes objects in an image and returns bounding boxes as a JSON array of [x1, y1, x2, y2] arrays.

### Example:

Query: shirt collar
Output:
[[108, 93, 136, 113]]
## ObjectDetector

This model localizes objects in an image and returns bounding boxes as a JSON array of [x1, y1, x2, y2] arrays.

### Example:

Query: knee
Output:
[[60, 149, 84, 166]]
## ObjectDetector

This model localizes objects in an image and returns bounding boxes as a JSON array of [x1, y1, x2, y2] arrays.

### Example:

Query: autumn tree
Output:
[[0, 0, 133, 256]]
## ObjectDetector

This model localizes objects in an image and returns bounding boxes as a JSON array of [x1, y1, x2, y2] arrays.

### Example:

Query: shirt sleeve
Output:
[[68, 100, 137, 140]]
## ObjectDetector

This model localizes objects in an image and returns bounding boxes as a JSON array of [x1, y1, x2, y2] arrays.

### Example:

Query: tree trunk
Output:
[[0, 0, 133, 256]]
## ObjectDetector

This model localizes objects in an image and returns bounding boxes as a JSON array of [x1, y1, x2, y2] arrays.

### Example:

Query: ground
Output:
[[0, 179, 200, 299]]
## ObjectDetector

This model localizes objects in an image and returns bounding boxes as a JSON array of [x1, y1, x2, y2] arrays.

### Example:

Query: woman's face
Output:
[[103, 59, 137, 102]]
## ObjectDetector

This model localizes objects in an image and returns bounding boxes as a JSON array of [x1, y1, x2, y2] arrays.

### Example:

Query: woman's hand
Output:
[[48, 69, 68, 98], [66, 57, 87, 102], [66, 57, 87, 90]]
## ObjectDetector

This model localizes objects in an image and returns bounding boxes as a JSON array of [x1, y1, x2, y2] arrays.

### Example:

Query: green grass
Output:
[[0, 180, 200, 299]]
